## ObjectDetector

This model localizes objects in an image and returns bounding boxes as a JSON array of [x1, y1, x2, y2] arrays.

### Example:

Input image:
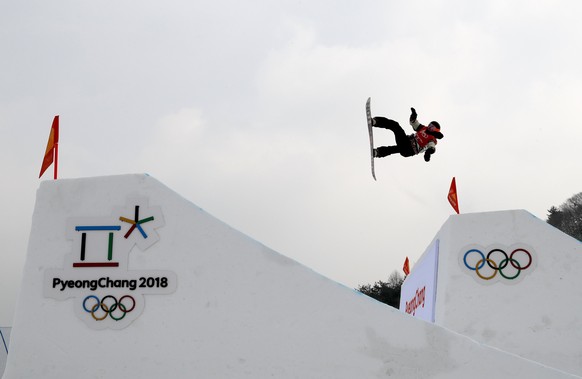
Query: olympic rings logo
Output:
[[83, 295, 136, 321], [462, 247, 534, 281]]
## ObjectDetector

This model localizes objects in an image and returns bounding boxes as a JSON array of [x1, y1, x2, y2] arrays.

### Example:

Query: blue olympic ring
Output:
[[463, 249, 485, 271]]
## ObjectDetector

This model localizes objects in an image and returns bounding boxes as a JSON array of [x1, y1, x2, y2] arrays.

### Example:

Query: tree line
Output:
[[546, 192, 582, 241]]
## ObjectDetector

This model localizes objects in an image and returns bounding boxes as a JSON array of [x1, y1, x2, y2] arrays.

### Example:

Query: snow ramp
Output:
[[401, 209, 582, 376], [4, 174, 580, 378]]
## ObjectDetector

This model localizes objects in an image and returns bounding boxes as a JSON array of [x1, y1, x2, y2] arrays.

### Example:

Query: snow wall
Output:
[[401, 210, 582, 377], [4, 174, 580, 379], [0, 328, 10, 377]]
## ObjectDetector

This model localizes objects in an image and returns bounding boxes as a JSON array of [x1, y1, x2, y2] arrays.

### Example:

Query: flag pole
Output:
[[53, 114, 59, 180], [54, 141, 58, 180]]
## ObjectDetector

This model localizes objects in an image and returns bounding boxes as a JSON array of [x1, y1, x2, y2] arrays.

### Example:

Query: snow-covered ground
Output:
[[3, 174, 581, 378]]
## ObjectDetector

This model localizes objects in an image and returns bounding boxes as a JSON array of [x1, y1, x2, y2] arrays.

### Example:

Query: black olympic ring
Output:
[[83, 295, 136, 321], [463, 248, 533, 280]]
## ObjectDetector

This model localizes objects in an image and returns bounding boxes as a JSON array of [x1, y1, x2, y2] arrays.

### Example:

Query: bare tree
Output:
[[356, 270, 404, 309], [547, 192, 582, 241]]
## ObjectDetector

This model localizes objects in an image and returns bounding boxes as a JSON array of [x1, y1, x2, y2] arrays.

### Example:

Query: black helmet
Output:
[[429, 121, 441, 130]]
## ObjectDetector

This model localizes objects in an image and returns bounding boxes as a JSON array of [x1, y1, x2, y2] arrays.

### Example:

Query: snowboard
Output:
[[366, 97, 376, 180]]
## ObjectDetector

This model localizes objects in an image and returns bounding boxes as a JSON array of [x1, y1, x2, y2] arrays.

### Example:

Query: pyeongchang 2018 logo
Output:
[[404, 286, 425, 316], [459, 244, 536, 284], [44, 196, 177, 330]]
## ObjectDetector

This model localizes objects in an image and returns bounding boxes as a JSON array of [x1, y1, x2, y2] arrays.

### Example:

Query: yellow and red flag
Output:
[[403, 256, 410, 276], [39, 115, 59, 179], [448, 177, 459, 214]]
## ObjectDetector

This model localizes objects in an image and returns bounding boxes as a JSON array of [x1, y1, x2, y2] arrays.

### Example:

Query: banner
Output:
[[399, 240, 440, 322]]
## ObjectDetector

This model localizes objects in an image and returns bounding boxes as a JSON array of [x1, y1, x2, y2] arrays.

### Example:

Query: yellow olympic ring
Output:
[[91, 302, 109, 321], [475, 258, 498, 280]]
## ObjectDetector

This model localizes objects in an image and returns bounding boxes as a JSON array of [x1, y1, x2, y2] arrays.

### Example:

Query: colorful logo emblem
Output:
[[44, 196, 177, 330], [459, 244, 536, 284]]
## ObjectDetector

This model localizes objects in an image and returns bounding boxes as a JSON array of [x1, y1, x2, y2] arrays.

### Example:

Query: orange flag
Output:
[[39, 115, 59, 179], [448, 177, 459, 214], [403, 256, 410, 276]]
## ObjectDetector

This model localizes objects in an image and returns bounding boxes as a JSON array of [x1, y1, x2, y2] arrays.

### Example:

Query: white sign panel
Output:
[[43, 196, 177, 330], [399, 240, 439, 322]]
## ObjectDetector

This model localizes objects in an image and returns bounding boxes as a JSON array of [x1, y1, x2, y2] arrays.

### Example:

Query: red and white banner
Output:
[[399, 240, 440, 322]]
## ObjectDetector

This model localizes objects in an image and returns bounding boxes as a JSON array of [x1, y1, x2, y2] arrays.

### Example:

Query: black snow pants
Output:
[[373, 117, 415, 158]]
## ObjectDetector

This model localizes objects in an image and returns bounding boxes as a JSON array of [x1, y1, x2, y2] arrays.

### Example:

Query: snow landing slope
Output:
[[4, 174, 580, 378], [430, 210, 582, 376]]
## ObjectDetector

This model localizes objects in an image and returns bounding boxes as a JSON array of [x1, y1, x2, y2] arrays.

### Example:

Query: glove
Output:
[[410, 107, 417, 122], [424, 147, 435, 162]]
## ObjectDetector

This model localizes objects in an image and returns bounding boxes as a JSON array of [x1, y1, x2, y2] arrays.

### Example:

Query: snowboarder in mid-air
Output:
[[372, 107, 443, 162]]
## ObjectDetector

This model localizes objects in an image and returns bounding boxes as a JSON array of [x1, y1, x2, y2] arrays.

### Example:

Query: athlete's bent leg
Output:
[[374, 145, 400, 158]]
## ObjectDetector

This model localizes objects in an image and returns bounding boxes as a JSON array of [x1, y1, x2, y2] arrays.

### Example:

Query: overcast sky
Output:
[[2, 0, 581, 325]]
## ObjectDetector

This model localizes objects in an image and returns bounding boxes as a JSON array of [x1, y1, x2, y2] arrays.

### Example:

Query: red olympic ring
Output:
[[510, 249, 532, 270], [83, 295, 136, 321]]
